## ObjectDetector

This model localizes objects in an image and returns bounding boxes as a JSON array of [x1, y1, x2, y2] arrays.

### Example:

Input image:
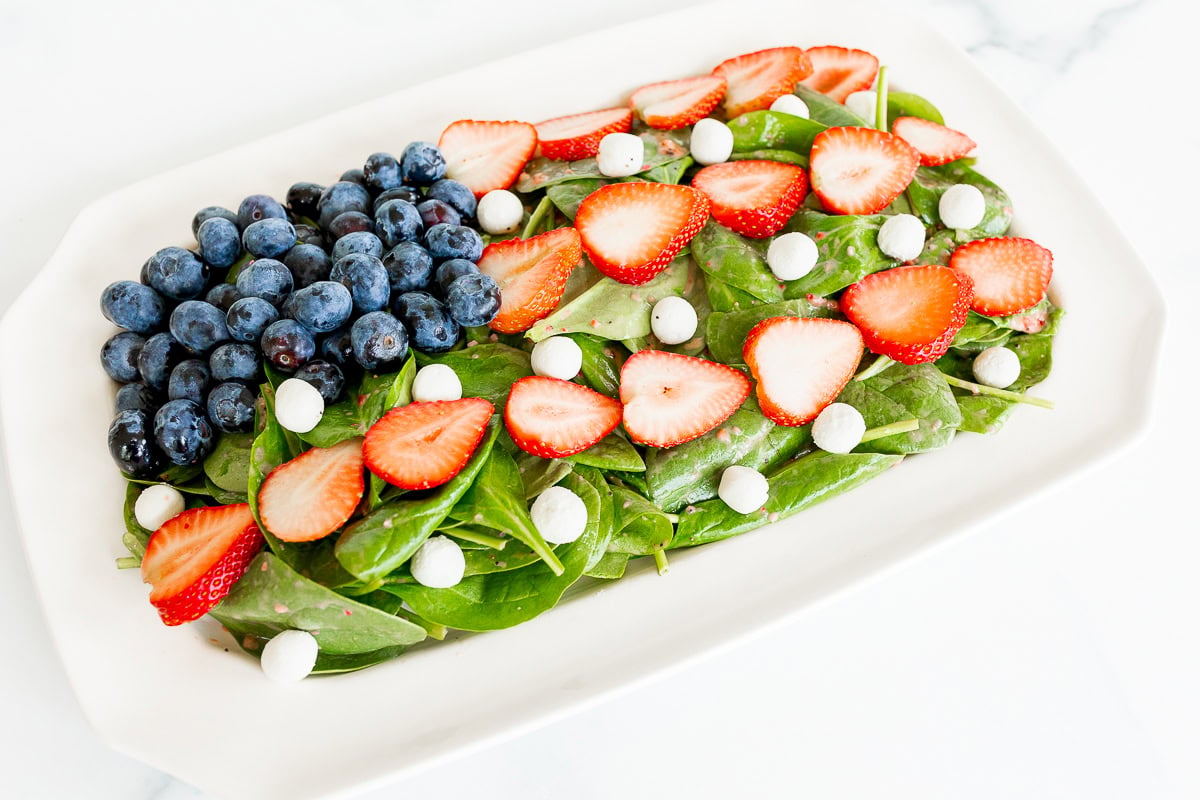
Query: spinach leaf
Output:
[[515, 452, 573, 498], [298, 357, 416, 448], [641, 156, 694, 184], [782, 210, 896, 297], [906, 163, 1012, 238], [462, 544, 542, 576], [415, 343, 531, 406], [247, 383, 304, 566], [204, 477, 248, 505], [836, 363, 961, 454], [691, 221, 784, 304], [586, 551, 630, 580], [565, 433, 645, 472], [569, 333, 623, 397], [729, 110, 827, 155], [793, 86, 869, 127], [547, 179, 605, 220], [608, 484, 673, 556], [886, 91, 945, 126], [516, 129, 690, 192], [122, 482, 151, 562], [705, 274, 761, 312], [728, 150, 809, 166], [705, 298, 835, 364], [203, 431, 254, 494]]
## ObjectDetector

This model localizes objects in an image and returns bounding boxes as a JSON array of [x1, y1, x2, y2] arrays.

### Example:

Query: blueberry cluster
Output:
[[101, 143, 500, 478]]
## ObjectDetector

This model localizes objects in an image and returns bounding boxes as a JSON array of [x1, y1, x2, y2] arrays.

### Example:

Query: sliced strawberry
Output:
[[575, 182, 710, 284], [619, 350, 751, 447], [949, 237, 1053, 316], [438, 120, 538, 198], [364, 398, 493, 490], [712, 46, 814, 118], [504, 376, 623, 458], [743, 317, 863, 426], [258, 438, 365, 543], [840, 265, 974, 365], [477, 227, 582, 333], [629, 75, 726, 130], [892, 116, 977, 166], [536, 107, 633, 161], [691, 160, 809, 238], [141, 503, 263, 626], [799, 46, 880, 104], [809, 127, 920, 215]]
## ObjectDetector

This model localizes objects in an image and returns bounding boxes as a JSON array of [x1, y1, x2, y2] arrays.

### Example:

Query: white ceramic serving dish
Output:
[[0, 1, 1164, 797]]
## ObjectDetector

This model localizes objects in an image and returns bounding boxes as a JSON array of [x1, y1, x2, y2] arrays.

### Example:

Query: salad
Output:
[[101, 44, 1058, 681]]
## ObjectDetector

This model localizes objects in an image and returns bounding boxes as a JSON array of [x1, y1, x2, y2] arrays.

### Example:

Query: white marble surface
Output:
[[0, 0, 1196, 797]]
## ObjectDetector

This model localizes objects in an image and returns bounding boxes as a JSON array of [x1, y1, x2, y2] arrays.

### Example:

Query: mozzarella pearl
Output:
[[876, 213, 927, 261], [845, 90, 878, 125], [274, 378, 325, 433], [972, 346, 1021, 389], [530, 486, 588, 544], [260, 629, 319, 684], [769, 94, 810, 118], [766, 231, 819, 281], [410, 535, 466, 588], [530, 336, 583, 380], [133, 484, 186, 531], [650, 296, 698, 345], [939, 184, 986, 230], [412, 364, 463, 402], [477, 189, 524, 235], [689, 118, 734, 165], [717, 466, 769, 514], [597, 132, 644, 177], [811, 402, 867, 454]]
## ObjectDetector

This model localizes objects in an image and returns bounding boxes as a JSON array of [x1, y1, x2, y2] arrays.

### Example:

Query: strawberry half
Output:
[[629, 75, 726, 130], [575, 182, 710, 285], [712, 46, 814, 118], [258, 438, 365, 543], [141, 503, 263, 626], [948, 237, 1053, 316], [438, 120, 538, 198], [840, 264, 974, 365], [743, 317, 864, 426], [690, 160, 809, 238], [619, 350, 751, 448], [799, 46, 880, 104], [363, 398, 494, 490], [536, 107, 633, 161], [809, 127, 920, 215], [505, 376, 623, 458], [477, 227, 582, 333], [892, 116, 977, 166]]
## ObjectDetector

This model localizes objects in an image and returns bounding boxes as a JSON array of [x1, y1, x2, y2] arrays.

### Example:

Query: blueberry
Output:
[[204, 282, 243, 312], [328, 210, 374, 240], [207, 382, 256, 433], [375, 199, 423, 249], [295, 360, 345, 403], [143, 246, 209, 300], [286, 182, 325, 220], [169, 300, 230, 355], [101, 281, 166, 333], [434, 258, 479, 293], [331, 231, 384, 262], [284, 243, 332, 289], [235, 258, 294, 307], [383, 241, 435, 293], [114, 382, 160, 415], [237, 194, 287, 231], [289, 281, 353, 333], [168, 359, 212, 404], [292, 223, 325, 249], [417, 198, 462, 229], [400, 141, 447, 185], [318, 181, 371, 229], [363, 152, 403, 193], [319, 326, 356, 370], [445, 272, 501, 327], [339, 167, 369, 188], [393, 291, 460, 353], [242, 218, 297, 259], [261, 319, 315, 372], [373, 186, 423, 213], [154, 399, 215, 465], [425, 223, 483, 263], [426, 179, 477, 219], [101, 331, 145, 383], [137, 332, 187, 390], [192, 206, 238, 238], [226, 296, 280, 343], [197, 217, 242, 268], [108, 409, 163, 477], [351, 311, 408, 370], [209, 342, 262, 383], [331, 253, 390, 313]]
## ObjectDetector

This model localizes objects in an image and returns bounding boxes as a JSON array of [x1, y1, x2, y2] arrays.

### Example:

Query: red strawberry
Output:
[[891, 116, 977, 166], [536, 107, 633, 161], [840, 265, 974, 365], [477, 227, 582, 333], [712, 46, 814, 118], [363, 398, 494, 490], [258, 438, 365, 543], [619, 350, 751, 447], [575, 182, 710, 285], [690, 160, 809, 238], [438, 120, 538, 198], [141, 503, 263, 626], [809, 127, 920, 215], [948, 237, 1053, 316], [629, 75, 726, 130], [798, 46, 880, 104], [504, 376, 623, 458], [743, 317, 864, 426]]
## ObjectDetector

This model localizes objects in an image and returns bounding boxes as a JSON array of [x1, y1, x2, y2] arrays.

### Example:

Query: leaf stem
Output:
[[854, 355, 893, 381], [942, 374, 1055, 409], [860, 418, 920, 443], [653, 548, 670, 576], [115, 556, 140, 570], [447, 526, 508, 550], [875, 66, 889, 131], [521, 195, 554, 240]]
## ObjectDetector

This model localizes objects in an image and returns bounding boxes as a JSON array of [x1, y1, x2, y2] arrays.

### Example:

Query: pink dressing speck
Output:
[[274, 604, 289, 613]]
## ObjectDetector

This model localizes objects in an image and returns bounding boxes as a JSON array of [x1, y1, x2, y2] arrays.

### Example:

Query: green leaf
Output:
[[203, 431, 254, 494], [705, 275, 762, 312], [585, 551, 630, 580], [691, 221, 784, 304], [905, 163, 1012, 238], [415, 344, 532, 406], [608, 484, 673, 556], [836, 363, 962, 454], [547, 179, 605, 220], [565, 433, 645, 472], [569, 333, 624, 397], [728, 149, 809, 166], [122, 482, 151, 563], [782, 210, 897, 297], [886, 91, 945, 126], [246, 383, 304, 566], [516, 129, 691, 193], [515, 452, 573, 499], [729, 109, 827, 155], [793, 86, 869, 127], [299, 357, 416, 448], [704, 298, 836, 364]]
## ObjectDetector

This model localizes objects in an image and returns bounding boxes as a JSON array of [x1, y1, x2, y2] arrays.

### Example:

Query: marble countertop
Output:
[[1, 0, 1194, 797]]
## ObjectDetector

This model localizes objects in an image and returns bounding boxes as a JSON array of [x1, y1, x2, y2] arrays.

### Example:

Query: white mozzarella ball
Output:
[[260, 629, 319, 684], [876, 213, 927, 261], [811, 402, 867, 454], [972, 346, 1021, 389], [412, 364, 463, 402], [134, 484, 186, 531], [410, 535, 466, 588], [530, 336, 583, 380], [650, 296, 698, 345], [769, 94, 810, 118], [274, 378, 325, 433], [718, 466, 769, 514], [477, 189, 524, 235], [939, 184, 986, 230], [530, 486, 588, 544], [597, 132, 645, 177], [766, 231, 819, 281], [845, 90, 878, 125], [689, 118, 734, 165]]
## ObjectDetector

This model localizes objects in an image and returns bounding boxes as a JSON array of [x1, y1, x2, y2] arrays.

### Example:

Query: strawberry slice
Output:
[[691, 160, 809, 238], [809, 127, 920, 215], [840, 265, 974, 365], [141, 503, 263, 626], [438, 120, 538, 198], [743, 317, 864, 426], [619, 350, 751, 447], [892, 116, 977, 166], [258, 438, 365, 543], [505, 376, 623, 458], [629, 75, 726, 130], [798, 46, 880, 104], [575, 182, 710, 284], [363, 398, 494, 490], [477, 227, 582, 333], [712, 46, 814, 118], [948, 237, 1053, 316], [536, 107, 634, 161]]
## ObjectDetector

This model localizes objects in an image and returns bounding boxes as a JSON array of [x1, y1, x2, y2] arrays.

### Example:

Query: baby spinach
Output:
[[905, 163, 1012, 238], [247, 382, 305, 567], [298, 357, 415, 448], [516, 129, 690, 193], [608, 484, 673, 556], [793, 86, 869, 127], [729, 149, 809, 166], [782, 210, 896, 297], [569, 333, 623, 397], [691, 221, 784, 304], [203, 431, 254, 494], [705, 275, 762, 312], [547, 179, 605, 220], [462, 544, 542, 577], [729, 110, 827, 155], [566, 433, 645, 472], [586, 552, 630, 580], [516, 452, 573, 498], [122, 483, 151, 562], [416, 343, 531, 406], [886, 91, 945, 126], [705, 298, 835, 364], [837, 363, 962, 454]]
